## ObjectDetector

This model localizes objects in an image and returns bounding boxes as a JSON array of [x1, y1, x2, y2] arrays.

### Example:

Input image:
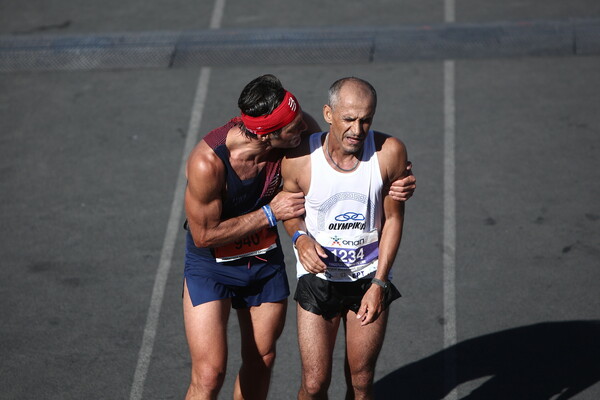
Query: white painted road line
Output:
[[443, 1, 457, 399], [443, 59, 458, 400], [128, 0, 225, 398]]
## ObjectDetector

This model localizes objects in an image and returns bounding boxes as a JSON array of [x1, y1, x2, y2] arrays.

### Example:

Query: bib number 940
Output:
[[233, 234, 261, 249], [213, 227, 277, 262]]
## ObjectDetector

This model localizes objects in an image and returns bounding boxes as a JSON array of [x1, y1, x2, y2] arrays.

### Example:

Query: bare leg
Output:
[[183, 279, 231, 400], [233, 300, 287, 400], [297, 304, 341, 400], [343, 309, 389, 400]]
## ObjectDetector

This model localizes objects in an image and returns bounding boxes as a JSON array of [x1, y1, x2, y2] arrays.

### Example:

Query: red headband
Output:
[[240, 91, 301, 135]]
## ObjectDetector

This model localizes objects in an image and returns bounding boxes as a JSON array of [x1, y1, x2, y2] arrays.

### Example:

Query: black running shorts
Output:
[[294, 273, 401, 320]]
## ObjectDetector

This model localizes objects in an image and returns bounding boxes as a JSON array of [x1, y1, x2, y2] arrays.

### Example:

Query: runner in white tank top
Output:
[[295, 130, 384, 281], [281, 77, 409, 399]]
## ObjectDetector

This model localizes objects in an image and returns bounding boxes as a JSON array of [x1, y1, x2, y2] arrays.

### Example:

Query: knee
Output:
[[261, 350, 277, 369], [301, 371, 331, 397], [188, 364, 226, 395], [243, 348, 277, 371], [347, 368, 374, 395]]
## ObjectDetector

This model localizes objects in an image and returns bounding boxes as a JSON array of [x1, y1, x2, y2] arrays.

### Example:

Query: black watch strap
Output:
[[371, 278, 389, 290]]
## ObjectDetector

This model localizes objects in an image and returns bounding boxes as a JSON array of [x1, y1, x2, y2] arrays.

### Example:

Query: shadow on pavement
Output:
[[375, 320, 600, 399]]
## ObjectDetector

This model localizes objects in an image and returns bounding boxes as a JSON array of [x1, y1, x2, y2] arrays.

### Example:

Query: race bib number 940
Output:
[[213, 228, 277, 262]]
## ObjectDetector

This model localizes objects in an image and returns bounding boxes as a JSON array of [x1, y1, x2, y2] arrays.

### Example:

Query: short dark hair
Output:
[[238, 74, 286, 138]]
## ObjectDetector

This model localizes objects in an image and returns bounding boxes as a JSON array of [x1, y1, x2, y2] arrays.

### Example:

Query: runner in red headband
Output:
[[241, 90, 301, 135]]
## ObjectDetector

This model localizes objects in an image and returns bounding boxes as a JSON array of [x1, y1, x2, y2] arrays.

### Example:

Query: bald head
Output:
[[327, 77, 377, 111]]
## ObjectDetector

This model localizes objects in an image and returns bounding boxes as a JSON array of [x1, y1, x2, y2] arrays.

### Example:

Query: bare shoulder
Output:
[[373, 131, 408, 182], [373, 131, 406, 155], [186, 140, 225, 195]]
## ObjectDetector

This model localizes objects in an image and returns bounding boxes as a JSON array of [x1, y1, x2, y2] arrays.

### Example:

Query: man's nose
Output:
[[352, 120, 364, 135]]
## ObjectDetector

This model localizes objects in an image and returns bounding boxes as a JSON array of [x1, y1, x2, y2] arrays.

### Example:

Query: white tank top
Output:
[[295, 131, 384, 281]]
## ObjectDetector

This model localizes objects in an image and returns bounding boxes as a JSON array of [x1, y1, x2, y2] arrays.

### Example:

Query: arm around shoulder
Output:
[[184, 142, 272, 248]]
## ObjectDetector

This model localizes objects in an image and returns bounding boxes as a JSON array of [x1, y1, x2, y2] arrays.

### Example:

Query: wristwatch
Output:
[[371, 278, 389, 290]]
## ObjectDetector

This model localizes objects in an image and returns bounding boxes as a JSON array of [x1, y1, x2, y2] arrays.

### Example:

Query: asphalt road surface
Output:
[[1, 1, 599, 399]]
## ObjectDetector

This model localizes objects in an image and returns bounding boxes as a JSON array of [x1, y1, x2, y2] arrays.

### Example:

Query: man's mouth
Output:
[[345, 136, 363, 145]]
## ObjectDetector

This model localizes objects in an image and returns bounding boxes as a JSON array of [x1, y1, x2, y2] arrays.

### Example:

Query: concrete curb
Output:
[[1, 18, 599, 72]]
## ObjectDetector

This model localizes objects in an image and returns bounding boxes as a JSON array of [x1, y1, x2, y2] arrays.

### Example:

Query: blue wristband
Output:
[[262, 205, 277, 227], [292, 230, 307, 247]]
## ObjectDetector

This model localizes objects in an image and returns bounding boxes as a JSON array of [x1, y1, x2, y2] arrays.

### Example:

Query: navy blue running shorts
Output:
[[184, 249, 290, 309], [294, 273, 401, 320]]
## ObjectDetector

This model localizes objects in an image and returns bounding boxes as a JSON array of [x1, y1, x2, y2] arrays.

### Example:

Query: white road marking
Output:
[[128, 0, 225, 398], [443, 1, 458, 399]]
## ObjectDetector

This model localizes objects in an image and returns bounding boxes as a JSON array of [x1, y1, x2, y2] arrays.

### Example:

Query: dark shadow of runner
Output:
[[375, 320, 600, 399]]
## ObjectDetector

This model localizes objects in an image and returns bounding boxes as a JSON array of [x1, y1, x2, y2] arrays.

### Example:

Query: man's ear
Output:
[[323, 104, 333, 125]]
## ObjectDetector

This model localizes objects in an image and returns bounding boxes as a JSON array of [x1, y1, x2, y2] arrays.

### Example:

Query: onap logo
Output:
[[328, 211, 366, 230], [329, 234, 366, 247], [341, 238, 365, 246], [288, 97, 297, 111]]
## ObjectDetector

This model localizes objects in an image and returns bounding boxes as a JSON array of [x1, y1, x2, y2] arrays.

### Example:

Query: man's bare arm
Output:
[[374, 136, 407, 280], [185, 142, 304, 248], [357, 134, 407, 325], [281, 141, 328, 273]]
